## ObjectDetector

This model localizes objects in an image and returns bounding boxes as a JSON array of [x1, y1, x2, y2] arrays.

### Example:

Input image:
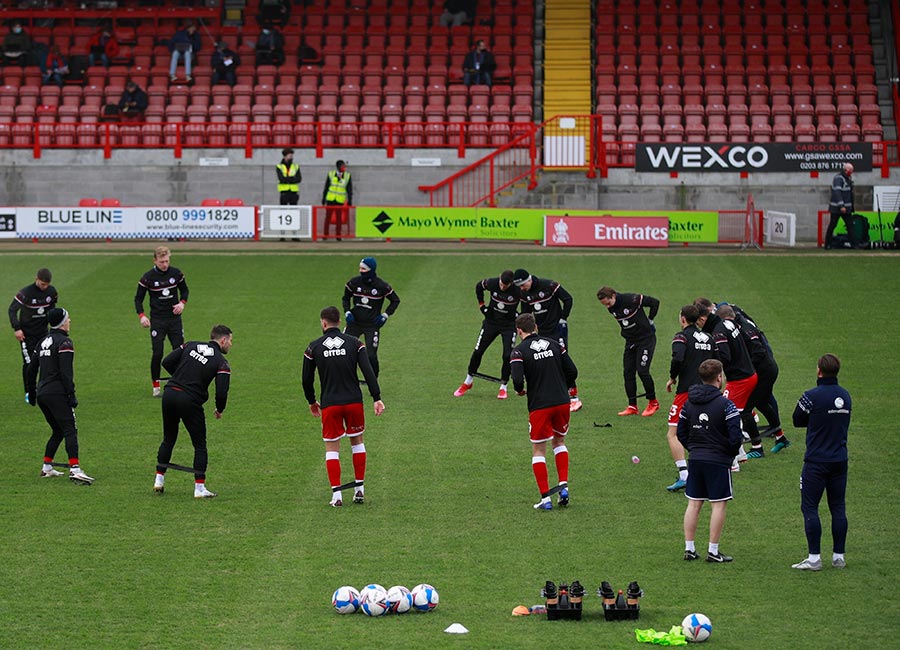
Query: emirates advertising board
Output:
[[635, 143, 872, 173], [356, 207, 718, 243], [545, 215, 670, 248]]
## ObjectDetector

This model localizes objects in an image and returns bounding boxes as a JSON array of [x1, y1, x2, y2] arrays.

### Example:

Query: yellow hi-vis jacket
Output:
[[276, 163, 300, 192], [324, 170, 350, 203]]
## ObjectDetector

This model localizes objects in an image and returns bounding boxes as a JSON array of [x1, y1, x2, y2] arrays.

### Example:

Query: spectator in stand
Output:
[[43, 45, 69, 87], [440, 0, 476, 27], [3, 21, 33, 68], [118, 79, 149, 120], [168, 22, 201, 82], [87, 27, 119, 69], [463, 40, 496, 87], [255, 25, 285, 66], [211, 42, 240, 87], [257, 0, 291, 29]]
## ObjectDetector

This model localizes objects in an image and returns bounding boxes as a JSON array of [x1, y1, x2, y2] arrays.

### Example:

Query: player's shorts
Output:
[[685, 459, 734, 502], [321, 402, 365, 441], [528, 403, 570, 443], [667, 392, 689, 426], [723, 373, 758, 410]]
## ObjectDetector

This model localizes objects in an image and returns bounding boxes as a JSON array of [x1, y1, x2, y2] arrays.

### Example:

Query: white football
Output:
[[359, 583, 389, 617], [386, 585, 412, 614], [332, 586, 360, 614], [411, 583, 439, 612], [682, 612, 712, 642]]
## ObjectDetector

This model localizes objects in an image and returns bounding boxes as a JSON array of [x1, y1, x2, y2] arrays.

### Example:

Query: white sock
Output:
[[676, 461, 688, 481], [42, 463, 52, 472], [331, 491, 342, 502], [685, 540, 695, 552], [809, 553, 821, 563], [464, 375, 474, 385], [833, 553, 844, 562], [708, 542, 719, 555], [195, 482, 205, 492], [155, 473, 165, 486], [500, 383, 507, 390]]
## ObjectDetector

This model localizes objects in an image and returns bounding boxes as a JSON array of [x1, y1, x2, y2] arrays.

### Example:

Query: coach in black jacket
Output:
[[154, 325, 233, 499]]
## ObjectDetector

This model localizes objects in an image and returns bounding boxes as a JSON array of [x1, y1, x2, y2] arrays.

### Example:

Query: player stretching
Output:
[[510, 312, 578, 510], [513, 269, 582, 412], [664, 305, 715, 492], [596, 286, 661, 417], [453, 270, 520, 399]]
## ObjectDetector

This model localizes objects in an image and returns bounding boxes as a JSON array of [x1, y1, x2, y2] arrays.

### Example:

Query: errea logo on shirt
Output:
[[530, 338, 554, 360], [834, 397, 844, 409], [323, 337, 347, 357], [189, 344, 215, 364]]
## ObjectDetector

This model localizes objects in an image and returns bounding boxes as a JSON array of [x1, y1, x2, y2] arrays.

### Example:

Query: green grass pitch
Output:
[[1, 249, 898, 649]]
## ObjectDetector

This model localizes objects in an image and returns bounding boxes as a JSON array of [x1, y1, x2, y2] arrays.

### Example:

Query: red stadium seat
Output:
[[201, 199, 222, 207]]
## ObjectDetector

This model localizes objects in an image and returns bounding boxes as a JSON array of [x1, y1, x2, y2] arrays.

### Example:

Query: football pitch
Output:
[[1, 248, 898, 649]]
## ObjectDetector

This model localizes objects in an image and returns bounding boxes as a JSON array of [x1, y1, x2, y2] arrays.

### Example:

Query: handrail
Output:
[[417, 123, 539, 207], [5, 120, 900, 180], [0, 120, 524, 160]]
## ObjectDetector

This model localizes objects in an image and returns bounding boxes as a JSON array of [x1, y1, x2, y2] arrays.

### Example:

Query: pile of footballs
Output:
[[332, 583, 439, 616]]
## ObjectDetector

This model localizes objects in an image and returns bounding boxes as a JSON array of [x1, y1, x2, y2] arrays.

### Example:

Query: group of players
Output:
[[10, 255, 853, 568]]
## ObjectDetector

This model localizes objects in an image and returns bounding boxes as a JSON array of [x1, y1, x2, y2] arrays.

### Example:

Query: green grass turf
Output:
[[1, 250, 898, 649]]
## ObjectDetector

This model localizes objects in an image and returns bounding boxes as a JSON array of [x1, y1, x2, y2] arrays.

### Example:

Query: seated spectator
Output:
[[255, 26, 284, 67], [462, 40, 495, 86], [169, 22, 201, 82], [440, 0, 476, 28], [118, 79, 149, 120], [211, 42, 240, 87], [3, 21, 33, 67], [257, 0, 290, 29], [43, 45, 69, 87], [87, 27, 119, 69]]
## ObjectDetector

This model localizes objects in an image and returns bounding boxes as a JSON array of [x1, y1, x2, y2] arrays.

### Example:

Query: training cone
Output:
[[444, 623, 469, 634], [512, 605, 531, 616]]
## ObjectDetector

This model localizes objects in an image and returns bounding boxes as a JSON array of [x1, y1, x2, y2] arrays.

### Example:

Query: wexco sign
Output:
[[544, 215, 669, 248], [635, 143, 872, 173]]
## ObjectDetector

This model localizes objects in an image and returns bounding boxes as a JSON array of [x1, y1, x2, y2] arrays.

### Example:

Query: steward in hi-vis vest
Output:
[[276, 147, 302, 205], [322, 159, 352, 240]]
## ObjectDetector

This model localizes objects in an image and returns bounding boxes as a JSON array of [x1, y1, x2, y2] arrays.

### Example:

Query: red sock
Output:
[[325, 451, 341, 488], [153, 380, 160, 388], [554, 446, 569, 484], [43, 456, 53, 464], [532, 457, 549, 494], [68, 457, 79, 467], [351, 443, 366, 484]]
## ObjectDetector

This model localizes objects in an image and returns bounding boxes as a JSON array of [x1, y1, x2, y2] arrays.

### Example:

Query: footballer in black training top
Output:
[[510, 312, 578, 511], [9, 267, 58, 399], [134, 246, 190, 396], [341, 256, 400, 377], [453, 270, 520, 400]]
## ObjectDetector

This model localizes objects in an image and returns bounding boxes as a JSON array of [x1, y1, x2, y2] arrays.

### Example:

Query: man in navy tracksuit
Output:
[[791, 354, 852, 571], [677, 359, 744, 563]]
